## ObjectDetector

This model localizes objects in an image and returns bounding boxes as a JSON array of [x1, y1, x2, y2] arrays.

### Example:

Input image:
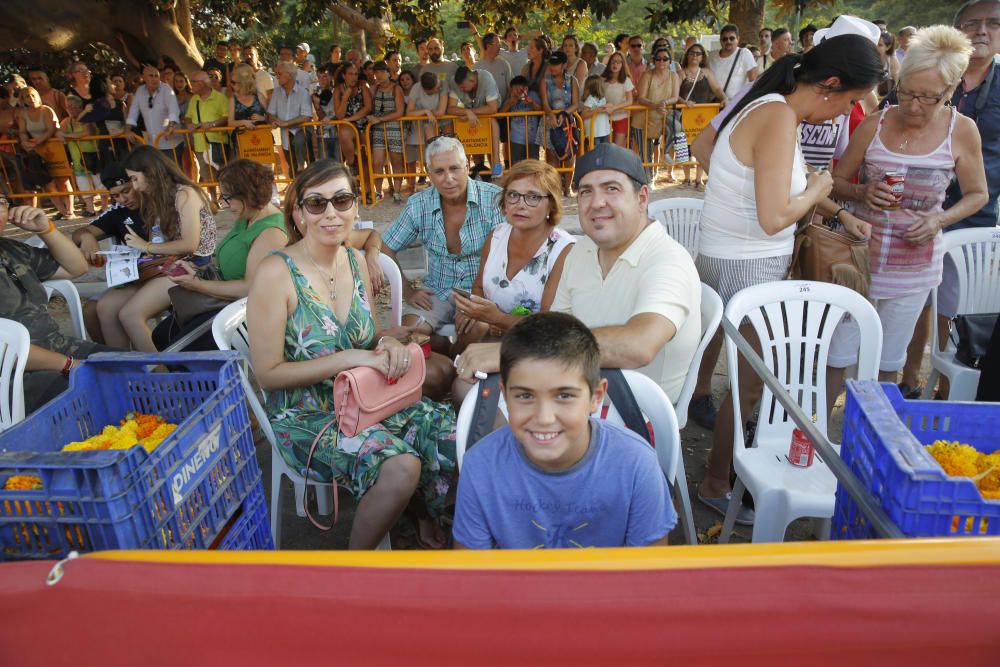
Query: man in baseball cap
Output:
[[456, 142, 702, 405]]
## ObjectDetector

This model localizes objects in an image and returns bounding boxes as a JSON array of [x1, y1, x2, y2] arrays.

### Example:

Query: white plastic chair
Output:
[[43, 280, 88, 340], [455, 370, 697, 545], [720, 281, 882, 543], [375, 254, 404, 327], [923, 228, 1000, 401], [0, 318, 30, 432], [674, 283, 723, 430], [647, 197, 703, 258], [213, 297, 390, 550]]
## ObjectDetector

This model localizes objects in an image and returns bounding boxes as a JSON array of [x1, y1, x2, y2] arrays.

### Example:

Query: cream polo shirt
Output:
[[552, 222, 701, 403]]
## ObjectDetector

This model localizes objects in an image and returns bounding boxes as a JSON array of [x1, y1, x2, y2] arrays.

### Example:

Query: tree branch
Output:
[[328, 3, 389, 34]]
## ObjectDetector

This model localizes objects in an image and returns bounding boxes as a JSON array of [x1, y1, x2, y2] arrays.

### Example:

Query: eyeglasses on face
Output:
[[721, 35, 738, 42], [504, 190, 546, 207], [630, 42, 643, 48], [299, 193, 357, 214], [653, 56, 671, 62], [896, 87, 949, 105]]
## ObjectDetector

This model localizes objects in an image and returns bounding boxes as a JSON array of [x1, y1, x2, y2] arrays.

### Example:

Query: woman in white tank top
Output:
[[693, 35, 887, 523]]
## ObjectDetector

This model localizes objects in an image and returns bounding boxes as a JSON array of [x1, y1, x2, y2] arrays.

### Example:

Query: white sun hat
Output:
[[813, 16, 881, 46]]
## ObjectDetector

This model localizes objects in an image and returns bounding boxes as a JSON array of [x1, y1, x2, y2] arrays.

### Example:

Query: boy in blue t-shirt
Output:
[[453, 312, 676, 549]]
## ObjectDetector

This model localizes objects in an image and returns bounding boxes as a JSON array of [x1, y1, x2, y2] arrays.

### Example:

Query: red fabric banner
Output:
[[1, 558, 999, 665]]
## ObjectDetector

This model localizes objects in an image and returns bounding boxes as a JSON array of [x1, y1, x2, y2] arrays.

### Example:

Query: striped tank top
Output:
[[850, 107, 957, 299]]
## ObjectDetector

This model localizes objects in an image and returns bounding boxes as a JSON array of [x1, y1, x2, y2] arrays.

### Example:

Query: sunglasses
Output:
[[653, 56, 671, 62], [299, 192, 357, 214], [721, 36, 738, 42], [219, 192, 236, 207], [630, 43, 643, 48]]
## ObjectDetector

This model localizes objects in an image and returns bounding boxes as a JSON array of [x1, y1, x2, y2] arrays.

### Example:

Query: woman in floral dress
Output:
[[248, 159, 456, 549], [453, 160, 575, 342]]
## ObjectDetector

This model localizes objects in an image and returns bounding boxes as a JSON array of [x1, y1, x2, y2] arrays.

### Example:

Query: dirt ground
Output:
[[8, 174, 926, 549]]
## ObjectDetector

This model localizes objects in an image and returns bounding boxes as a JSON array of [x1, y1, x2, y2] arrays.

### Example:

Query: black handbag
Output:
[[19, 151, 51, 189], [167, 263, 234, 326], [950, 313, 1000, 369]]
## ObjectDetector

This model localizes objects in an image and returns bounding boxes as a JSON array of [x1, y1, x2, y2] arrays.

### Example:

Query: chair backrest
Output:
[[647, 197, 703, 258], [942, 228, 1000, 316], [455, 370, 681, 486], [212, 297, 251, 359], [43, 279, 88, 341], [674, 283, 724, 430], [211, 298, 279, 444], [0, 319, 30, 432], [723, 281, 882, 442], [376, 253, 403, 327]]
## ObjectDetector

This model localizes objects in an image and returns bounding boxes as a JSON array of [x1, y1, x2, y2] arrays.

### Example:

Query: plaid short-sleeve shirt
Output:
[[383, 178, 504, 300]]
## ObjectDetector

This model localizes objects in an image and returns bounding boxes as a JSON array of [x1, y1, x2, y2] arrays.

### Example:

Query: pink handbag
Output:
[[303, 342, 426, 531], [333, 342, 426, 437]]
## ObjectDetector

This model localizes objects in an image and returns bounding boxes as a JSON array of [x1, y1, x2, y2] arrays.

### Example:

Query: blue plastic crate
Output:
[[0, 352, 265, 560], [218, 482, 273, 551], [833, 381, 1000, 539]]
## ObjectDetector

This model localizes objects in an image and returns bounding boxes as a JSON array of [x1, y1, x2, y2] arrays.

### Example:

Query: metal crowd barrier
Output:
[[584, 103, 721, 171], [1, 133, 144, 202]]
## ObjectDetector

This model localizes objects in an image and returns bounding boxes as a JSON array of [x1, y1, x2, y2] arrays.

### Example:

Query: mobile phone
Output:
[[457, 20, 471, 29], [452, 287, 472, 299], [161, 262, 188, 277]]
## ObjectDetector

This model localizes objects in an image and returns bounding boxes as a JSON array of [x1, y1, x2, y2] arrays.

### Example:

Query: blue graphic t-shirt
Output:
[[453, 419, 676, 549]]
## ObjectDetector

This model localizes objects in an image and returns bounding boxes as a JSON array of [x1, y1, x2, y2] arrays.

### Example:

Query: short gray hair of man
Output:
[[424, 135, 467, 167]]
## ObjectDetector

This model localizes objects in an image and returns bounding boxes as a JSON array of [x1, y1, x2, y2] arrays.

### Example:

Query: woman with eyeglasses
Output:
[[152, 158, 288, 348], [247, 159, 457, 550], [632, 47, 680, 183], [826, 26, 987, 393], [678, 43, 727, 188], [452, 159, 575, 346]]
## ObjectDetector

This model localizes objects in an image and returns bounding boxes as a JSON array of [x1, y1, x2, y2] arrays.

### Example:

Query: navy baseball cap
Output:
[[572, 142, 647, 189], [100, 162, 129, 188]]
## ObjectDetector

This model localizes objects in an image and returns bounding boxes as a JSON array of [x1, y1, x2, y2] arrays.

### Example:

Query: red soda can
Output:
[[788, 428, 814, 467], [883, 171, 905, 209]]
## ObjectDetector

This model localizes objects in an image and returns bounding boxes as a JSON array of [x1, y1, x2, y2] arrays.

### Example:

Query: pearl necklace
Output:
[[305, 245, 341, 302]]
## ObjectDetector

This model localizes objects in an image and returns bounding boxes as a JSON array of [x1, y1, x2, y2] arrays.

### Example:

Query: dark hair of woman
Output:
[[219, 158, 275, 211], [281, 159, 357, 242], [717, 34, 885, 133], [122, 144, 211, 241], [602, 51, 630, 84], [680, 44, 709, 69]]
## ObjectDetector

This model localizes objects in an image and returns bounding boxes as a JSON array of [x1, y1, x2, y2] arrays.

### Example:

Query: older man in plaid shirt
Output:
[[381, 136, 504, 350]]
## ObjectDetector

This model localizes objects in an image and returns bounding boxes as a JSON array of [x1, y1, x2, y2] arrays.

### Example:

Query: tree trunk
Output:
[[329, 2, 391, 60], [0, 0, 202, 72], [174, 0, 195, 46], [729, 0, 766, 48]]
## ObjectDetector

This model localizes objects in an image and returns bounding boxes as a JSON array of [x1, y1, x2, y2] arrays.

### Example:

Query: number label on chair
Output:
[[799, 284, 811, 293]]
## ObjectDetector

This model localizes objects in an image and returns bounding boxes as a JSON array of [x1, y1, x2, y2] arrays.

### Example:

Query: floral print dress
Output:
[[266, 249, 456, 517], [481, 224, 576, 315]]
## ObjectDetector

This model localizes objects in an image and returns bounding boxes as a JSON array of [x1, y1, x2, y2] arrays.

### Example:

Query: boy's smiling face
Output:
[[502, 358, 607, 472]]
